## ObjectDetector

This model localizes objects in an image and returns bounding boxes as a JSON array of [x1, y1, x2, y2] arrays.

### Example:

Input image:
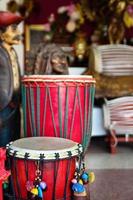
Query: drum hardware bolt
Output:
[[24, 152, 30, 159], [67, 151, 72, 157], [13, 150, 17, 157], [55, 153, 60, 159]]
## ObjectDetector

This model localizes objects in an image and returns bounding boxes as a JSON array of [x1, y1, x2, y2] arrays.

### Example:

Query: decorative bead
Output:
[[30, 187, 38, 195], [3, 182, 8, 189], [38, 186, 43, 198], [26, 181, 34, 191], [78, 179, 83, 185], [72, 183, 85, 193], [81, 172, 89, 184], [71, 178, 77, 184], [89, 172, 95, 183], [40, 181, 47, 190]]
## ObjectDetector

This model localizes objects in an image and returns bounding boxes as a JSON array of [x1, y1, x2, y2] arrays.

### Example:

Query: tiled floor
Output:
[[85, 136, 133, 169], [89, 169, 133, 200], [84, 137, 133, 200]]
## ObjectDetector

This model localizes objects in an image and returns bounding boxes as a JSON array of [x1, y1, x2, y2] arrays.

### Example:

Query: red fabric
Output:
[[0, 182, 3, 200], [0, 169, 10, 181], [0, 148, 6, 169], [0, 148, 10, 200]]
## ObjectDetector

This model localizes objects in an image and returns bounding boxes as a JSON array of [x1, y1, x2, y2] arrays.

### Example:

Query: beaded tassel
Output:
[[71, 159, 95, 199], [26, 161, 47, 200]]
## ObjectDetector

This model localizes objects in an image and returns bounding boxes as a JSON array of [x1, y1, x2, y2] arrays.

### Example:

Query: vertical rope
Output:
[[27, 87, 34, 136], [64, 86, 69, 138], [21, 85, 27, 137], [58, 86, 63, 137], [40, 160, 44, 180], [24, 159, 29, 181], [29, 87, 37, 136], [47, 86, 58, 137], [85, 85, 95, 151], [14, 159, 21, 199], [52, 161, 59, 200], [36, 86, 40, 136], [87, 86, 95, 137], [83, 85, 87, 148], [42, 86, 48, 135], [63, 159, 71, 199], [8, 157, 16, 199], [89, 85, 95, 137], [69, 86, 78, 139], [77, 86, 84, 142], [85, 86, 92, 151]]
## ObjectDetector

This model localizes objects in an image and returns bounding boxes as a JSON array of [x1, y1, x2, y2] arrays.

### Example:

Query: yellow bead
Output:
[[89, 172, 95, 183], [78, 179, 83, 185], [31, 188, 38, 195]]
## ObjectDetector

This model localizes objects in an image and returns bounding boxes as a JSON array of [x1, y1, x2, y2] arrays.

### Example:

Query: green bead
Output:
[[3, 183, 8, 189]]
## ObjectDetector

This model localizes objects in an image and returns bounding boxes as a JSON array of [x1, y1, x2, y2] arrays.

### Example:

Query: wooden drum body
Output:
[[7, 137, 83, 200], [21, 75, 95, 151]]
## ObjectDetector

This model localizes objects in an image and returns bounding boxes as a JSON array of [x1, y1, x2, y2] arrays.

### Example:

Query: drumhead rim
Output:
[[6, 137, 83, 160], [21, 75, 96, 83]]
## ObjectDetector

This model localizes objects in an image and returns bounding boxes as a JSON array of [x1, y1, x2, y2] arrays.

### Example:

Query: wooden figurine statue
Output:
[[108, 17, 125, 44], [34, 43, 69, 75], [0, 11, 23, 146]]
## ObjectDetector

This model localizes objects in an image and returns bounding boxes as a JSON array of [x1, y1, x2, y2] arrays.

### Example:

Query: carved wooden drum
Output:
[[21, 75, 95, 151], [6, 137, 83, 200]]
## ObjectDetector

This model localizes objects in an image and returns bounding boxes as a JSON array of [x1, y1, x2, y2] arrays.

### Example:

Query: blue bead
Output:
[[38, 186, 43, 198], [81, 172, 88, 180], [40, 181, 47, 190], [72, 183, 85, 193]]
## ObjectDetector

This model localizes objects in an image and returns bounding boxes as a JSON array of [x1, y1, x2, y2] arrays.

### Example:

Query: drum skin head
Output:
[[11, 137, 77, 150], [7, 137, 83, 160]]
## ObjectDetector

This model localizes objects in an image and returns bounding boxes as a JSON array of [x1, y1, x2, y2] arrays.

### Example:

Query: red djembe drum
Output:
[[21, 75, 95, 151], [6, 137, 83, 200]]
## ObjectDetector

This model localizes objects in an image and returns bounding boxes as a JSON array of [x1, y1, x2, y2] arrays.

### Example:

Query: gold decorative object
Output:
[[108, 17, 125, 44], [123, 3, 133, 28], [81, 0, 133, 44], [116, 1, 126, 14], [74, 32, 87, 61]]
